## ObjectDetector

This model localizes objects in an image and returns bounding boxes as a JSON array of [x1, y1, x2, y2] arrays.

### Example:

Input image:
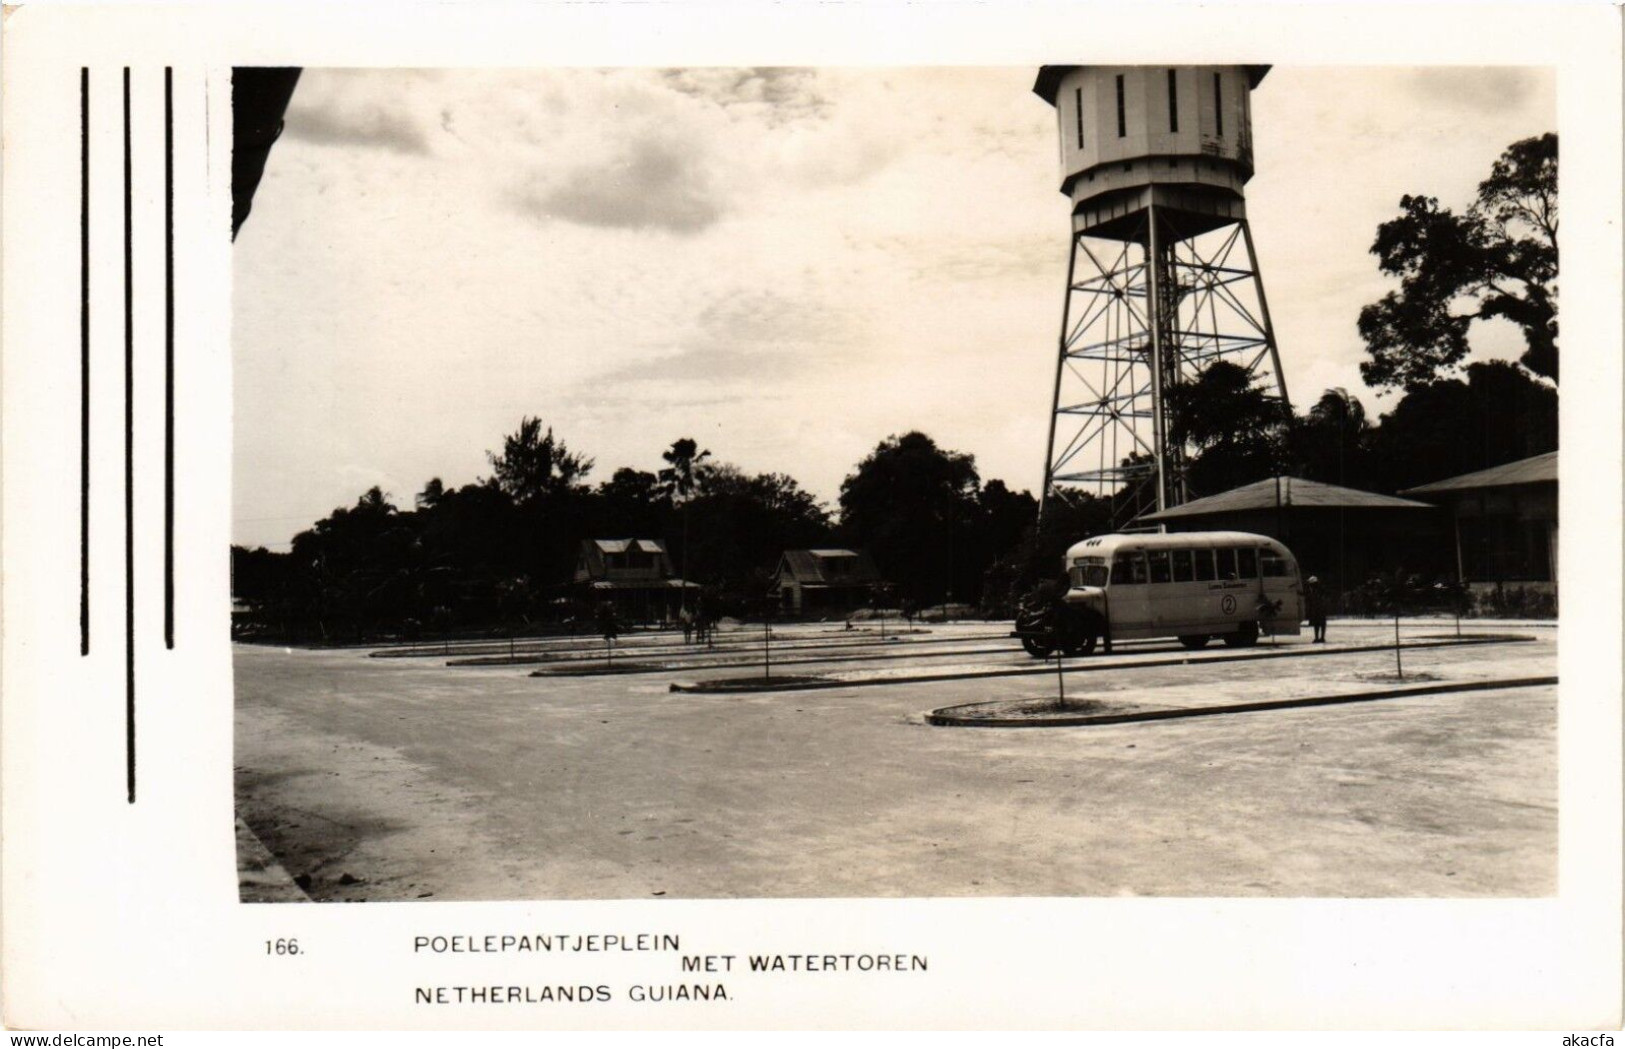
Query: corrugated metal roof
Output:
[[1137, 476, 1432, 522], [1400, 452, 1557, 495], [775, 550, 818, 583], [776, 549, 882, 585]]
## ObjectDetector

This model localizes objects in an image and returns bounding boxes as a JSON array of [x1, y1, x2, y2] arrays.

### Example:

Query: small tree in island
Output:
[[594, 600, 620, 669], [755, 582, 779, 682], [868, 581, 896, 641]]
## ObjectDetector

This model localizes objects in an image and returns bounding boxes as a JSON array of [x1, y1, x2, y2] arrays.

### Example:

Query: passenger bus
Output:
[[1014, 531, 1303, 657]]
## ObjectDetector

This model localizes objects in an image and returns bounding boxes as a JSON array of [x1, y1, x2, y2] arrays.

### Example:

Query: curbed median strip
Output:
[[530, 662, 668, 677], [669, 675, 831, 694], [668, 634, 1536, 694], [925, 675, 1559, 728]]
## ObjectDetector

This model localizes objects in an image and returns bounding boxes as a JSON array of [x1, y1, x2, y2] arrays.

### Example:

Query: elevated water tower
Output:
[[1033, 65, 1291, 522]]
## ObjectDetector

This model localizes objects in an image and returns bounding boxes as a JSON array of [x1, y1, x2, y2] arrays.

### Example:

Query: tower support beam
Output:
[[1039, 210, 1289, 527]]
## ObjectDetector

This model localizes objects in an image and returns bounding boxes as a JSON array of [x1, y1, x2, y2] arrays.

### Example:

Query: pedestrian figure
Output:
[[595, 600, 620, 642], [679, 606, 694, 645], [1304, 575, 1328, 643], [694, 591, 714, 648]]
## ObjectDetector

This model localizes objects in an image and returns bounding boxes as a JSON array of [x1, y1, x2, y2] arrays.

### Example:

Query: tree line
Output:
[[231, 426, 1038, 641], [233, 135, 1556, 641]]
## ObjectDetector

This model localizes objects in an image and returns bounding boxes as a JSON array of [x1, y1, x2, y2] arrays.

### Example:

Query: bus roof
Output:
[[1064, 531, 1294, 559]]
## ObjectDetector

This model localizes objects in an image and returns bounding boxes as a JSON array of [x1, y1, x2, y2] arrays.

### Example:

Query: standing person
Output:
[[595, 600, 620, 643], [679, 606, 694, 645], [1304, 575, 1328, 643], [694, 590, 712, 648]]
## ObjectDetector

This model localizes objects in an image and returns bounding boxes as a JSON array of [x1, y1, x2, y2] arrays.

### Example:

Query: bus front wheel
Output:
[[1178, 635, 1210, 650], [1020, 635, 1054, 658], [1223, 622, 1259, 648]]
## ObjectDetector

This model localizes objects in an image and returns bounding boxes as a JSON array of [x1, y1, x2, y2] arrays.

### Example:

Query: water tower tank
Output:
[[1032, 65, 1289, 520], [1035, 65, 1268, 237]]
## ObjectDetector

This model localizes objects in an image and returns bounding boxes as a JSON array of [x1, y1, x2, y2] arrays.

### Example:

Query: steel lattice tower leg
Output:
[[1038, 211, 1291, 527]]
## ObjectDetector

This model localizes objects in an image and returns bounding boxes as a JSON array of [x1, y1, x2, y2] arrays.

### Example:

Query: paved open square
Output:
[[235, 619, 1556, 902]]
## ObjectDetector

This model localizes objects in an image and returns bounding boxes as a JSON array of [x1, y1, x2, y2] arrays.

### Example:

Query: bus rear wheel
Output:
[[1178, 635, 1210, 650], [1223, 622, 1259, 648], [1061, 633, 1097, 657]]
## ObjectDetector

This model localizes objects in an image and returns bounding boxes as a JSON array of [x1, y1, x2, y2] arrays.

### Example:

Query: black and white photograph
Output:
[[230, 63, 1559, 903], [1, 1, 1620, 1034]]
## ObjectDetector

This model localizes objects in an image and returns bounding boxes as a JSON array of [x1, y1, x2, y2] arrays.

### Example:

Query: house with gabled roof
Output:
[[773, 548, 884, 616], [573, 539, 697, 624]]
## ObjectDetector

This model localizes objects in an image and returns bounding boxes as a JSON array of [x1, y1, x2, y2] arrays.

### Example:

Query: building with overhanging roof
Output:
[[1401, 452, 1557, 598], [773, 549, 884, 616], [572, 539, 697, 624], [1134, 476, 1448, 601]]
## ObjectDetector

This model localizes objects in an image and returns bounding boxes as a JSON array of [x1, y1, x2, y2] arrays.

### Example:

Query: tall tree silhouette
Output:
[[839, 432, 980, 605], [1359, 133, 1557, 390], [486, 417, 594, 504], [1164, 362, 1288, 496]]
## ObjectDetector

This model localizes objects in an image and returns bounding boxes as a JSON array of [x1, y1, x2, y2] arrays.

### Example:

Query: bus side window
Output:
[[1216, 548, 1238, 579], [1236, 548, 1257, 578], [1147, 550, 1171, 584], [1193, 549, 1215, 582], [1261, 555, 1292, 577], [1112, 554, 1147, 585], [1172, 549, 1194, 582]]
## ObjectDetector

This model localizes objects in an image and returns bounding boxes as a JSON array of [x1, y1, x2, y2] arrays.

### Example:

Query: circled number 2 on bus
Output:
[[1220, 595, 1237, 615]]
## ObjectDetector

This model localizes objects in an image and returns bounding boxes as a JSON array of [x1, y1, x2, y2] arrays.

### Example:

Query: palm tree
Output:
[[658, 438, 711, 613]]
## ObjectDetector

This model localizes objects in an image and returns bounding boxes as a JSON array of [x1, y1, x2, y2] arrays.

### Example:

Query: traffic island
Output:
[[921, 697, 1132, 725], [927, 675, 1556, 728], [669, 675, 832, 694], [529, 662, 668, 677]]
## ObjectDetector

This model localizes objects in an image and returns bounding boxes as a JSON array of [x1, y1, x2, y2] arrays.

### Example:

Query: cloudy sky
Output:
[[232, 65, 1554, 549]]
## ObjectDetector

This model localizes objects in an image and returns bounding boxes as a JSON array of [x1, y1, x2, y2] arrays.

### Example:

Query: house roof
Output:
[[590, 538, 667, 555], [777, 548, 882, 586], [575, 538, 675, 583], [1400, 452, 1558, 496], [1137, 476, 1432, 522]]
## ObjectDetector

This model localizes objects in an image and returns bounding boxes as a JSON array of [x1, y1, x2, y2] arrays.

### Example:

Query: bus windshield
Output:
[[1070, 556, 1110, 588]]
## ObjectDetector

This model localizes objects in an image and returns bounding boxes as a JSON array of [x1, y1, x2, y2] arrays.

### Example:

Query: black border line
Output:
[[164, 67, 174, 650], [123, 66, 135, 804], [80, 67, 90, 657]]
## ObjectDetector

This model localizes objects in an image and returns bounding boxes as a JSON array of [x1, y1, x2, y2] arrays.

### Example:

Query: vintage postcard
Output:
[[2, 1, 1620, 1034]]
